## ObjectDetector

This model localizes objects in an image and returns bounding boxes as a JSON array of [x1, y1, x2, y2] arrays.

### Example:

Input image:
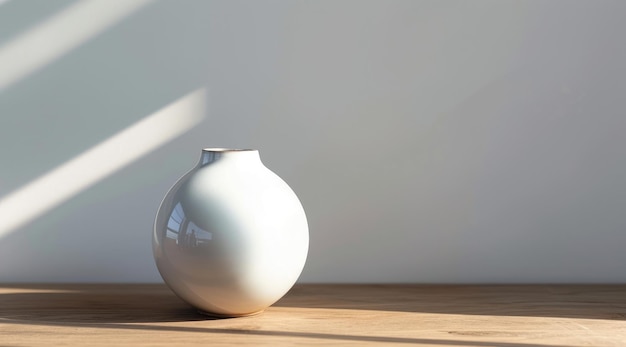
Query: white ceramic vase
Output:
[[153, 148, 309, 317]]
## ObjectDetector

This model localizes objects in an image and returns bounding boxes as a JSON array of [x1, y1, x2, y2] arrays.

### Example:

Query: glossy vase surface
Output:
[[153, 148, 308, 317]]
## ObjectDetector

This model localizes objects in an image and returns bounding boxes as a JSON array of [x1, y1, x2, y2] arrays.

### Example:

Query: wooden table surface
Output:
[[1, 284, 625, 346]]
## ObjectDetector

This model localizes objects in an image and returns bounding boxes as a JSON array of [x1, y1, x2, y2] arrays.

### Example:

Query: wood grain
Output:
[[1, 284, 625, 346]]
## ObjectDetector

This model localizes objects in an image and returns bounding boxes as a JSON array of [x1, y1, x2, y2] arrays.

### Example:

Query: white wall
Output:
[[1, 0, 625, 283]]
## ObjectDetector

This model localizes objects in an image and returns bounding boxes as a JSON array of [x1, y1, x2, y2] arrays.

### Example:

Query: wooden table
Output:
[[1, 284, 625, 346]]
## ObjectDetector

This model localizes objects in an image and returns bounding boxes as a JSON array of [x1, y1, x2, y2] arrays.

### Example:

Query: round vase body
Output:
[[153, 148, 308, 316]]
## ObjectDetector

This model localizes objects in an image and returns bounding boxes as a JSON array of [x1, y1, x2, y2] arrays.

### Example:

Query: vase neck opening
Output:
[[198, 148, 260, 166]]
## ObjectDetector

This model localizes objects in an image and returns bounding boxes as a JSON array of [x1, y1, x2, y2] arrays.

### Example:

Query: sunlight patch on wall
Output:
[[0, 0, 154, 92], [0, 88, 207, 239]]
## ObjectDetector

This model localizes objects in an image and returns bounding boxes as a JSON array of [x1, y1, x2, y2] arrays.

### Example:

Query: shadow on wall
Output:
[[3, 0, 626, 285], [0, 0, 221, 282]]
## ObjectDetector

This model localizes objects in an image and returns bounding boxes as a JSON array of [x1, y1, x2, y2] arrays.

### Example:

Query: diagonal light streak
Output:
[[0, 0, 154, 93], [0, 88, 207, 239]]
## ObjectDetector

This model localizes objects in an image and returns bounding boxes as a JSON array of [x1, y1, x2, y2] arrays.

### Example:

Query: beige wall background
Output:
[[1, 0, 625, 283]]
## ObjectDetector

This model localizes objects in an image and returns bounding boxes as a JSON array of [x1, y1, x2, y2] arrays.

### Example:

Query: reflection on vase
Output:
[[165, 202, 212, 249]]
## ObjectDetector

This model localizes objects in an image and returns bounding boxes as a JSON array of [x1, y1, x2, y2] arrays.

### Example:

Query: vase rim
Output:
[[202, 148, 257, 152]]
